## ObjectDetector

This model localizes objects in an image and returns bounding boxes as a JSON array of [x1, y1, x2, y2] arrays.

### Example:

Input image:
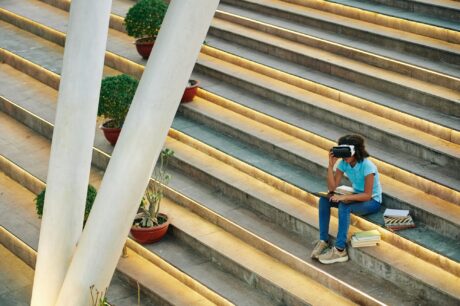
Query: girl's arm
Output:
[[330, 173, 375, 203], [327, 151, 343, 192]]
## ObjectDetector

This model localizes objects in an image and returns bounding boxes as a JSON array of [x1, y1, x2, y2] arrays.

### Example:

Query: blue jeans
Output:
[[319, 197, 380, 249]]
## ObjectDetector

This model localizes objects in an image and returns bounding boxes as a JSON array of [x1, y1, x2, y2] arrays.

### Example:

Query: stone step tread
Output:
[[197, 51, 460, 160], [0, 173, 225, 306], [216, 2, 460, 79], [111, 0, 460, 80], [1, 57, 459, 267], [212, 9, 460, 93], [178, 97, 460, 224], [221, 0, 460, 47], [416, 0, 460, 10], [1, 17, 458, 201], [4, 0, 458, 106], [0, 116, 358, 305], [138, 233, 278, 306], [117, 248, 219, 306], [0, 62, 369, 304], [1, 2, 456, 191], [3, 0, 460, 145], [324, 0, 460, 30], [192, 88, 460, 196], [193, 70, 460, 203], [210, 16, 460, 102], [205, 31, 460, 133], [172, 109, 460, 260], [0, 20, 119, 78], [153, 199, 357, 305], [1, 65, 458, 302], [164, 137, 460, 300], [0, 243, 34, 305], [164, 167, 426, 305]]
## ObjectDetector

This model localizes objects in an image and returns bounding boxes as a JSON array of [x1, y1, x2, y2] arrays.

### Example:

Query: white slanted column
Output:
[[55, 1, 219, 305], [31, 0, 113, 305]]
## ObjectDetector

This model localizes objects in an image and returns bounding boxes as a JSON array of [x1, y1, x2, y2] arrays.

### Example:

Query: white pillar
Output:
[[31, 1, 113, 305], [55, 1, 219, 305]]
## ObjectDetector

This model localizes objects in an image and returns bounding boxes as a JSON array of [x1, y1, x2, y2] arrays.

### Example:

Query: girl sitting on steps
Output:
[[311, 134, 382, 264]]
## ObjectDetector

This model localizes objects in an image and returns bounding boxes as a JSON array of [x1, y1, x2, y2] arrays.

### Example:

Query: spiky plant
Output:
[[135, 148, 174, 227]]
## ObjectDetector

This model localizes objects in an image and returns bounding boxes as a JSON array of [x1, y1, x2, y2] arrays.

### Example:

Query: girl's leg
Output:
[[336, 203, 351, 249], [348, 199, 381, 216], [319, 197, 334, 241], [336, 199, 380, 249]]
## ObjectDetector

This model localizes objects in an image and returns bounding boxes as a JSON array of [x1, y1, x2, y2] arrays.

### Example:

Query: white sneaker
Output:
[[318, 247, 349, 264], [310, 240, 329, 259]]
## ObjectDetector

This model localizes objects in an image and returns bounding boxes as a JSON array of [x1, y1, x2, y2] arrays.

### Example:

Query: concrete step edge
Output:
[[200, 44, 460, 119], [219, 0, 460, 67], [124, 239, 234, 306], [196, 50, 460, 167], [2, 11, 459, 203], [2, 6, 459, 158], [160, 184, 384, 306], [213, 10, 460, 91], [0, 226, 37, 269], [162, 189, 460, 304], [193, 91, 460, 206], [0, 127, 360, 305], [229, 0, 460, 43], [0, 0, 460, 122], [4, 21, 458, 207], [162, 203, 360, 306], [0, 225, 219, 306], [1, 4, 458, 278], [166, 128, 460, 275], [2, 90, 460, 302], [0, 154, 231, 306], [206, 19, 460, 108], [0, 76, 454, 306], [177, 97, 460, 241], [285, 0, 460, 40], [1, 52, 459, 277]]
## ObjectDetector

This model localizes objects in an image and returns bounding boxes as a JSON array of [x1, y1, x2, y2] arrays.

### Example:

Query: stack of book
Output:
[[351, 229, 381, 248], [383, 208, 415, 231]]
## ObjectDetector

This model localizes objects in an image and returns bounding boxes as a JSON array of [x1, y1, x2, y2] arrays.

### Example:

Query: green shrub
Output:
[[35, 185, 97, 222], [98, 74, 139, 128], [124, 0, 168, 40]]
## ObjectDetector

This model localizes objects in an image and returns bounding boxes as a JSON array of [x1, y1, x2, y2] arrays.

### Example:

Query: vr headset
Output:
[[332, 145, 355, 158]]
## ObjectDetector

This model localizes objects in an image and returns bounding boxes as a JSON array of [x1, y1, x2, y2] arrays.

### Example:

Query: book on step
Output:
[[351, 229, 381, 248], [383, 208, 415, 231]]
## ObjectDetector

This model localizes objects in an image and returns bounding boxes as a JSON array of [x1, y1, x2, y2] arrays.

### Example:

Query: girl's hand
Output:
[[329, 194, 347, 203], [328, 150, 339, 168]]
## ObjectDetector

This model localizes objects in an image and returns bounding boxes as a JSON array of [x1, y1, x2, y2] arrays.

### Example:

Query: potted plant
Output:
[[124, 0, 168, 59], [35, 184, 97, 224], [98, 74, 139, 146], [181, 79, 200, 103], [130, 148, 174, 244]]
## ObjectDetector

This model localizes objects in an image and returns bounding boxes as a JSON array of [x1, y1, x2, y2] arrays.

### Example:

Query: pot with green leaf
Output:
[[98, 74, 139, 146], [131, 148, 174, 244], [124, 0, 168, 59], [35, 185, 97, 225]]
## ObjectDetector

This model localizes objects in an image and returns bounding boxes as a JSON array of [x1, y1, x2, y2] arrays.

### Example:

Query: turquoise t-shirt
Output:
[[337, 158, 382, 203]]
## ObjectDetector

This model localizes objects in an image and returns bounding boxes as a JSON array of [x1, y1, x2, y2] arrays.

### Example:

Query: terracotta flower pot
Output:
[[130, 213, 170, 244], [100, 120, 121, 146], [135, 37, 154, 59], [181, 79, 199, 103]]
